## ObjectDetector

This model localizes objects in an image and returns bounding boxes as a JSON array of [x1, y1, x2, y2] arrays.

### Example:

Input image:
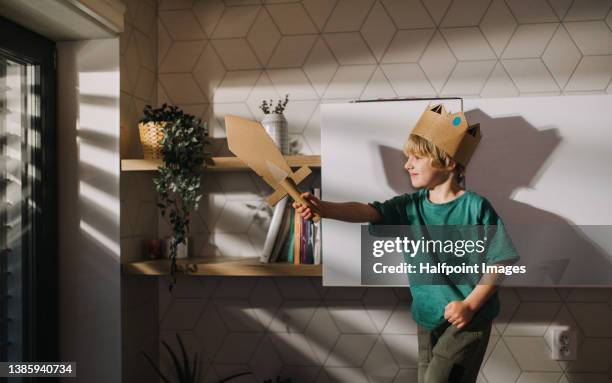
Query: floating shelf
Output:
[[121, 154, 323, 277], [122, 256, 321, 277], [121, 155, 321, 172]]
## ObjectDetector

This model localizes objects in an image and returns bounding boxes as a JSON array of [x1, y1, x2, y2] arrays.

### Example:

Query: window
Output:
[[0, 16, 56, 370]]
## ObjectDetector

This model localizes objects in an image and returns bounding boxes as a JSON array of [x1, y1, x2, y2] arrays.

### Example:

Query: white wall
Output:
[[321, 95, 612, 286], [57, 38, 121, 383]]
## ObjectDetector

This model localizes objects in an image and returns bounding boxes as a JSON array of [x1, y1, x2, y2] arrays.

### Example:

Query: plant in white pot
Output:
[[259, 94, 290, 154], [141, 104, 210, 290]]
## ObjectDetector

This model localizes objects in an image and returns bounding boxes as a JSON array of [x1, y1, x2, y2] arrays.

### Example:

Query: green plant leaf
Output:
[[141, 350, 172, 383], [162, 340, 186, 382], [217, 372, 253, 383], [192, 352, 199, 383], [151, 104, 209, 289], [176, 333, 192, 382]]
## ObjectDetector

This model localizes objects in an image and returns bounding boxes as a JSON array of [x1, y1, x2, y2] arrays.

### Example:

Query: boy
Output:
[[293, 104, 519, 383]]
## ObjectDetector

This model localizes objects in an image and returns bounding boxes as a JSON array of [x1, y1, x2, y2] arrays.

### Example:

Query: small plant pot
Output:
[[138, 121, 166, 159], [261, 113, 289, 154], [146, 239, 163, 260], [165, 236, 188, 259]]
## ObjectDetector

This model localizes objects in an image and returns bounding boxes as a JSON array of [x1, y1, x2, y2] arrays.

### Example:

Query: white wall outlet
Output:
[[551, 327, 577, 361]]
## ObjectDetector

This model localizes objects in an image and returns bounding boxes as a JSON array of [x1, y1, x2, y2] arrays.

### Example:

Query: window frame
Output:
[[0, 15, 57, 368]]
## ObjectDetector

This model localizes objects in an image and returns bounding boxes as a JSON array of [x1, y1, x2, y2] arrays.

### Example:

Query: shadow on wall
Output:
[[159, 170, 322, 258], [207, 135, 310, 158], [157, 106, 612, 381], [159, 275, 417, 383], [57, 39, 122, 383], [376, 108, 612, 286], [158, 273, 611, 383]]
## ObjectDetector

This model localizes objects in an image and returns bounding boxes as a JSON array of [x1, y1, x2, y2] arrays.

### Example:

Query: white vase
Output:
[[261, 113, 289, 154], [165, 236, 188, 259]]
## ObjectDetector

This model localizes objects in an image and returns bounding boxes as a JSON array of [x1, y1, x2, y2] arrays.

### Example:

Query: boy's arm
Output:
[[293, 192, 382, 223], [463, 282, 498, 313], [444, 281, 497, 329], [446, 198, 521, 328], [463, 263, 508, 311], [445, 262, 510, 328], [445, 282, 498, 329], [322, 201, 381, 222]]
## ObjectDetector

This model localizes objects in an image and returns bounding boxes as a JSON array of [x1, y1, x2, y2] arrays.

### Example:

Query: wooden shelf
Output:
[[122, 256, 321, 277], [121, 155, 321, 172], [121, 155, 323, 277]]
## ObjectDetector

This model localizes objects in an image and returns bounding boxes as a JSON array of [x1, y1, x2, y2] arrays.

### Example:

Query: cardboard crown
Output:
[[409, 103, 481, 167]]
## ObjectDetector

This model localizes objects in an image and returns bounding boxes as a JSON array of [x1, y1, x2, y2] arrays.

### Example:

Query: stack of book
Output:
[[259, 187, 321, 265]]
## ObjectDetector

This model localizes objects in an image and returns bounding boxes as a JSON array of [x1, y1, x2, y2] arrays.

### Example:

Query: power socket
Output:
[[551, 327, 577, 361]]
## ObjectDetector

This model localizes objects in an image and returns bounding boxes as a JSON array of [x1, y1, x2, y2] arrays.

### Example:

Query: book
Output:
[[294, 207, 301, 265], [270, 202, 292, 263], [287, 206, 295, 263], [260, 196, 288, 263], [306, 208, 315, 264], [314, 187, 321, 265], [301, 213, 308, 263]]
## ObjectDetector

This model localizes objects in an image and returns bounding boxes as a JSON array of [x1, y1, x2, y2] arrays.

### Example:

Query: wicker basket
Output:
[[138, 121, 166, 160]]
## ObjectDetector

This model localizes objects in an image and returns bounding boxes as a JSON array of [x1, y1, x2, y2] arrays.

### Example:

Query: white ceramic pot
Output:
[[261, 113, 289, 154], [165, 236, 188, 259]]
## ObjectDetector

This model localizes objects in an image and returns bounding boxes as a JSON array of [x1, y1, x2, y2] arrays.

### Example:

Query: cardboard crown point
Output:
[[409, 103, 481, 167]]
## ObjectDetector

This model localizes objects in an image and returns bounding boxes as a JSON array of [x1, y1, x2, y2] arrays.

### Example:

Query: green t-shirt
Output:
[[368, 188, 519, 330]]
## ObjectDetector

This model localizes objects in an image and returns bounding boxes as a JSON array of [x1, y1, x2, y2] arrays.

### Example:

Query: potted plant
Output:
[[259, 94, 290, 154], [142, 333, 292, 383], [139, 104, 185, 159], [141, 104, 210, 290], [142, 333, 204, 383]]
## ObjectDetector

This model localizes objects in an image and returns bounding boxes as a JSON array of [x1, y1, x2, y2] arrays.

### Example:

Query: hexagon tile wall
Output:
[[119, 0, 160, 382], [126, 0, 612, 382]]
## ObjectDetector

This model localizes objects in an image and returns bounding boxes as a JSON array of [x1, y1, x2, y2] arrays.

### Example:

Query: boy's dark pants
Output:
[[417, 312, 492, 383]]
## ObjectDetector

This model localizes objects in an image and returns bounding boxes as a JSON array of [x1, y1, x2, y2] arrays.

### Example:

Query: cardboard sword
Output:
[[224, 115, 321, 222]]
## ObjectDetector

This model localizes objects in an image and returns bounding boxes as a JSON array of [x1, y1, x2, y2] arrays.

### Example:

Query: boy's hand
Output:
[[292, 192, 323, 220], [444, 300, 475, 329]]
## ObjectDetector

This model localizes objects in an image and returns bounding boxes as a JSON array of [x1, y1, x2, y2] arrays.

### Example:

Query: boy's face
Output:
[[404, 154, 450, 188]]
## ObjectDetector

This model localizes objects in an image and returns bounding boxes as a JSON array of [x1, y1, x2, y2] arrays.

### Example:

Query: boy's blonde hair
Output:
[[404, 134, 465, 183]]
